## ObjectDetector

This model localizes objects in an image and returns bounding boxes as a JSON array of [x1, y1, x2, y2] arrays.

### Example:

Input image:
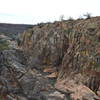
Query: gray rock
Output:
[[40, 91, 69, 100]]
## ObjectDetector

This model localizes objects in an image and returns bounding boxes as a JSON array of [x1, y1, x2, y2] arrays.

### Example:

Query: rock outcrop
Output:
[[18, 17, 100, 99], [0, 49, 69, 100], [0, 17, 100, 100]]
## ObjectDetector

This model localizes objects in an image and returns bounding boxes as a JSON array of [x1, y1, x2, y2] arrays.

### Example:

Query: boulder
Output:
[[55, 79, 100, 100]]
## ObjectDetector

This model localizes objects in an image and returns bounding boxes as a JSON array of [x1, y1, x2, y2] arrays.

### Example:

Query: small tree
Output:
[[84, 13, 92, 19], [59, 15, 65, 21]]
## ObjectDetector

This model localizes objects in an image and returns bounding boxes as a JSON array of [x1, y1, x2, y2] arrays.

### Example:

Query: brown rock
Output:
[[97, 91, 100, 97], [46, 72, 58, 78], [55, 79, 100, 100], [43, 67, 56, 73]]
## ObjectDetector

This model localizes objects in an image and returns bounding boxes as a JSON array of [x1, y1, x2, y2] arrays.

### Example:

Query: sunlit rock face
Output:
[[19, 22, 69, 66], [19, 17, 100, 71], [18, 17, 100, 99]]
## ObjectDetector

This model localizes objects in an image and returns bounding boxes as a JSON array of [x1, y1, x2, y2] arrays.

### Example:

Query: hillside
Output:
[[0, 17, 100, 100], [19, 16, 100, 99], [0, 23, 33, 39]]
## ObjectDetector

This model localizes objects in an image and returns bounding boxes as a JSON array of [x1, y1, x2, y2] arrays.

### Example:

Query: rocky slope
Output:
[[0, 49, 69, 100], [18, 16, 100, 99], [0, 17, 100, 100]]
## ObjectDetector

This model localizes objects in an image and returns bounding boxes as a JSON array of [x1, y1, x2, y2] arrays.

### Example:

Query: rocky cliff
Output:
[[18, 16, 100, 99], [19, 17, 100, 69], [0, 17, 100, 100]]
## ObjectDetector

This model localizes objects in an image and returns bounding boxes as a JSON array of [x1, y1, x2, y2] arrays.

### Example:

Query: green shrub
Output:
[[0, 39, 9, 50]]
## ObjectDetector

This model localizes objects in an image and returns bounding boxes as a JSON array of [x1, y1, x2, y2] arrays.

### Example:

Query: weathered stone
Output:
[[0, 17, 100, 100], [40, 91, 69, 100], [55, 79, 100, 100]]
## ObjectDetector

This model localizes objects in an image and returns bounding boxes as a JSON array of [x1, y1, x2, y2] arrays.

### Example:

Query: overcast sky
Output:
[[0, 0, 100, 24]]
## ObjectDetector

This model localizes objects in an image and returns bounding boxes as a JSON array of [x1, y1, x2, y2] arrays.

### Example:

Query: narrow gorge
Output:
[[0, 17, 100, 100]]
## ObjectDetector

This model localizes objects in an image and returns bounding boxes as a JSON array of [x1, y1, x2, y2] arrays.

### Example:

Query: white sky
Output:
[[0, 0, 100, 24]]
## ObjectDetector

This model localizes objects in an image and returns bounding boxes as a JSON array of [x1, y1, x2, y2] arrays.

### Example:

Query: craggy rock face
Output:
[[19, 17, 100, 69], [19, 22, 69, 66], [18, 17, 100, 99], [0, 50, 69, 100]]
